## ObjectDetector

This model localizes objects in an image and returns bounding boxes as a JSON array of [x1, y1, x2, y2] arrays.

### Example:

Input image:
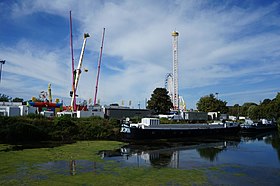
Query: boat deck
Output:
[[139, 123, 227, 130]]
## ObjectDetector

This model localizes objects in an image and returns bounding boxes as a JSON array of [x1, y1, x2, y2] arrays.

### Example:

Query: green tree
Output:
[[247, 105, 259, 120], [239, 102, 258, 117], [228, 104, 240, 116], [196, 94, 228, 113], [0, 93, 11, 102], [147, 88, 173, 114], [12, 97, 24, 102], [274, 92, 280, 119]]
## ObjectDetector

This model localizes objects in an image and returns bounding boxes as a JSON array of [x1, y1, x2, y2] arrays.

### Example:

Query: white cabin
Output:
[[130, 118, 160, 129]]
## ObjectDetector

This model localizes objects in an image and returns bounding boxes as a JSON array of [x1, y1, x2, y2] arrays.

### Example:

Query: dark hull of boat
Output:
[[122, 126, 241, 141], [240, 125, 277, 133]]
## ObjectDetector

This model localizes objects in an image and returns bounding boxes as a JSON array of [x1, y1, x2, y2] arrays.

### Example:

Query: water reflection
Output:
[[69, 160, 76, 175], [196, 142, 226, 162], [100, 140, 240, 168], [37, 131, 280, 176], [264, 132, 280, 159], [100, 131, 280, 169]]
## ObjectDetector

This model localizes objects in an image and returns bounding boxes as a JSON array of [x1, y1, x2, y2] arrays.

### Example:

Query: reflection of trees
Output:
[[149, 151, 173, 168], [264, 132, 280, 161], [197, 147, 224, 162]]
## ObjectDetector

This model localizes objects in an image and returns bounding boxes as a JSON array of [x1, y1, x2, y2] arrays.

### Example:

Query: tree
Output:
[[239, 102, 258, 117], [247, 105, 259, 120], [12, 97, 24, 102], [0, 93, 11, 102], [228, 104, 240, 116], [147, 88, 173, 114], [196, 94, 228, 113]]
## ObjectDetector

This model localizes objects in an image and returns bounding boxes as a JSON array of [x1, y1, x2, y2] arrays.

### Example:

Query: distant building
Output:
[[183, 111, 208, 121], [104, 104, 151, 119], [0, 106, 20, 116], [19, 105, 37, 116]]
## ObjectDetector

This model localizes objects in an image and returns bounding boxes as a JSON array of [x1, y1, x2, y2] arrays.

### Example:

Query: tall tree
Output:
[[247, 105, 259, 120], [228, 104, 240, 116], [196, 94, 228, 113], [240, 102, 258, 117], [147, 88, 173, 114]]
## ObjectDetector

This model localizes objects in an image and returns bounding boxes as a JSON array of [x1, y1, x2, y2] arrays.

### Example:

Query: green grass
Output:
[[0, 141, 207, 186]]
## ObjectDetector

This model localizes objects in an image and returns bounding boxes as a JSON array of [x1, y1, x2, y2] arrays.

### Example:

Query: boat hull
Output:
[[240, 124, 277, 133], [122, 126, 241, 141]]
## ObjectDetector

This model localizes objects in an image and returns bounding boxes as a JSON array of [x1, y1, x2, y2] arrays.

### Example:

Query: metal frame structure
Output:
[[70, 33, 90, 110], [0, 60, 5, 83], [94, 28, 105, 105], [172, 31, 179, 109]]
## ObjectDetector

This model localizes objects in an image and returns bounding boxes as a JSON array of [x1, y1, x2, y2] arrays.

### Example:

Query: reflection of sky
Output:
[[218, 140, 280, 168], [104, 153, 151, 168], [117, 139, 280, 169]]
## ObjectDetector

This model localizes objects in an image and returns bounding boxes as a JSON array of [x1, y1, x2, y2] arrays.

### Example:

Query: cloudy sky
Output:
[[0, 0, 280, 109]]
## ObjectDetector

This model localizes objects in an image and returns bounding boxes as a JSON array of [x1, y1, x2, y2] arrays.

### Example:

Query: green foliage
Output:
[[0, 94, 23, 102], [0, 116, 51, 142], [80, 117, 120, 140], [228, 104, 240, 116], [147, 88, 173, 114], [0, 93, 11, 102], [196, 94, 228, 113], [247, 105, 259, 120], [239, 102, 258, 117], [52, 116, 78, 141], [227, 93, 280, 121], [0, 141, 206, 186], [12, 97, 23, 102], [0, 116, 121, 143], [26, 113, 44, 119]]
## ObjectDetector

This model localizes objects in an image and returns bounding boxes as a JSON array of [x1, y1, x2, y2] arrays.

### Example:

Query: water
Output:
[[101, 131, 280, 185], [17, 131, 280, 185]]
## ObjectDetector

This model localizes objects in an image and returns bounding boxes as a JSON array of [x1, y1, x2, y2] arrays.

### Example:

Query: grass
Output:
[[0, 141, 207, 186]]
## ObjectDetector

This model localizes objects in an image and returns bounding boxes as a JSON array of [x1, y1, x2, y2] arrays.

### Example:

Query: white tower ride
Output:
[[172, 31, 179, 110]]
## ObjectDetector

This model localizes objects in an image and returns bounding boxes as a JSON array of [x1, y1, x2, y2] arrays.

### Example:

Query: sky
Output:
[[0, 0, 280, 109]]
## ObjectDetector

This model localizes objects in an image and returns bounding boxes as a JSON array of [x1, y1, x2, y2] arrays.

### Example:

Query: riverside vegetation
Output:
[[0, 115, 121, 144]]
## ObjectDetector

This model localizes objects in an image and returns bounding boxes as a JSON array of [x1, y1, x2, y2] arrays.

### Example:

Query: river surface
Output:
[[101, 131, 280, 185]]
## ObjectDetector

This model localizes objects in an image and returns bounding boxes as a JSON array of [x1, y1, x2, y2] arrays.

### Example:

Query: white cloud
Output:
[[1, 0, 280, 109]]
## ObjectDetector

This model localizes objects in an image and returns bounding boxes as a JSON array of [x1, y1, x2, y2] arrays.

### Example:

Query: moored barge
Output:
[[240, 119, 277, 133], [120, 118, 240, 141]]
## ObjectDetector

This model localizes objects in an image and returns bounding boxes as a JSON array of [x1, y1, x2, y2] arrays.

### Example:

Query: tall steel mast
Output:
[[69, 11, 76, 111], [172, 31, 179, 110], [94, 28, 105, 105]]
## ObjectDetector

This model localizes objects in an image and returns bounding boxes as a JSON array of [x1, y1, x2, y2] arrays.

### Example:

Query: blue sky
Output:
[[0, 0, 279, 109]]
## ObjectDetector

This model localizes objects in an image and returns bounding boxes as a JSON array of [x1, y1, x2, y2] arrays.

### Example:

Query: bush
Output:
[[52, 116, 78, 141], [0, 119, 49, 142], [0, 115, 120, 143]]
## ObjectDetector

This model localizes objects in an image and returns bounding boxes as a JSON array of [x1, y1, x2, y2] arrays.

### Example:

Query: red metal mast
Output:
[[70, 10, 76, 111], [94, 28, 105, 105]]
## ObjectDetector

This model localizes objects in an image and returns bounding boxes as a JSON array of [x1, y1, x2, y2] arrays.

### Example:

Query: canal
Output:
[[101, 131, 280, 185]]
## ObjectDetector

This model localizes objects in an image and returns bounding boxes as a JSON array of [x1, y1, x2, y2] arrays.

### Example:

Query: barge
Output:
[[240, 119, 277, 133], [120, 118, 240, 141]]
